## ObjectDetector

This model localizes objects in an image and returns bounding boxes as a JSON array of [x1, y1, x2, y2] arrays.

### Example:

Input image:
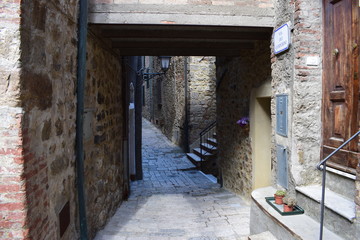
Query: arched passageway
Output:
[[86, 15, 273, 239], [95, 118, 250, 239]]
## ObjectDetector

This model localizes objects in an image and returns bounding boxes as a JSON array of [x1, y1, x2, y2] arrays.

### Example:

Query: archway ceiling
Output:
[[89, 4, 273, 56], [90, 24, 272, 56]]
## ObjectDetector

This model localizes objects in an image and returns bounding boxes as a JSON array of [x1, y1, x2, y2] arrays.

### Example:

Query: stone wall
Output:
[[0, 1, 25, 239], [217, 41, 271, 199], [1, 1, 126, 239], [188, 57, 216, 145], [143, 56, 217, 149], [271, 0, 323, 192], [161, 57, 186, 146], [19, 0, 79, 239], [142, 56, 153, 122], [84, 33, 124, 239], [143, 56, 187, 147]]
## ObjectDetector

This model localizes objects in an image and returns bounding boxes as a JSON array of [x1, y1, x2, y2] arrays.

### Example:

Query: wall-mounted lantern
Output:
[[142, 56, 172, 81], [159, 56, 171, 71]]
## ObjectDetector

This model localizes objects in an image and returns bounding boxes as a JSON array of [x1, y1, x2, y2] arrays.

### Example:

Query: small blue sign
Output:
[[274, 23, 290, 54]]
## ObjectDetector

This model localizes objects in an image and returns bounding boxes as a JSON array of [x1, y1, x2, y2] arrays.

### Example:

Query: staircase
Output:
[[294, 169, 357, 240], [186, 121, 218, 177], [251, 131, 360, 240]]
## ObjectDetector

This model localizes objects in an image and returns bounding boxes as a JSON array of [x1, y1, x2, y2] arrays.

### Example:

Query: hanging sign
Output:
[[274, 23, 291, 54]]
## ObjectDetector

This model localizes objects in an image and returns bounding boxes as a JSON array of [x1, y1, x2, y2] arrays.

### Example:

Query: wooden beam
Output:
[[111, 39, 254, 50], [116, 47, 252, 56], [93, 24, 272, 41]]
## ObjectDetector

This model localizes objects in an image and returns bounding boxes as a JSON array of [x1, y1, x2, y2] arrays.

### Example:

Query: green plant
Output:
[[275, 189, 286, 197], [283, 196, 297, 207]]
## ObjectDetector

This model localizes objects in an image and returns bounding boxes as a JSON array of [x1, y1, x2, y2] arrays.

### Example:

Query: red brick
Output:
[[13, 156, 24, 164], [0, 148, 23, 156], [4, 193, 26, 201], [0, 184, 22, 193], [0, 202, 25, 211]]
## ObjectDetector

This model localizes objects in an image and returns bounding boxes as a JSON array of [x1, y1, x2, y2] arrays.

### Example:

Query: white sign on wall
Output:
[[274, 23, 291, 54]]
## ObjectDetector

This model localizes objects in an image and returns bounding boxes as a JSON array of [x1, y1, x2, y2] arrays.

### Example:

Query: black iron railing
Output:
[[316, 130, 360, 240], [199, 121, 217, 164]]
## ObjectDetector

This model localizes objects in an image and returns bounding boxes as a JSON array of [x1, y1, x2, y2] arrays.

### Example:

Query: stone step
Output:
[[251, 187, 343, 240], [200, 142, 217, 154], [325, 167, 356, 200], [193, 147, 213, 158], [296, 185, 356, 240], [248, 231, 278, 240], [186, 153, 201, 167], [207, 137, 217, 147]]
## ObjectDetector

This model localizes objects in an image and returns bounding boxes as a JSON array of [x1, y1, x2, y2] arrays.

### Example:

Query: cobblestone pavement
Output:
[[94, 119, 250, 240]]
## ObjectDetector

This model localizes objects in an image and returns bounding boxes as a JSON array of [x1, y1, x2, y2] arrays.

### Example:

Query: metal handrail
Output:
[[200, 121, 217, 165], [316, 130, 360, 240]]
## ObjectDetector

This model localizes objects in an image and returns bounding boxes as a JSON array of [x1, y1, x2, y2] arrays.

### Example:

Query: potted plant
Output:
[[274, 189, 286, 205], [283, 196, 296, 212]]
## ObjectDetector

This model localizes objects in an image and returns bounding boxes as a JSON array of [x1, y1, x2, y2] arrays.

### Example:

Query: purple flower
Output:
[[236, 117, 249, 127]]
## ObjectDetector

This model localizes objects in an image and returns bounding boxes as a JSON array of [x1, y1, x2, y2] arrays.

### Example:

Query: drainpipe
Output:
[[184, 57, 190, 153], [135, 56, 143, 180], [76, 0, 88, 239]]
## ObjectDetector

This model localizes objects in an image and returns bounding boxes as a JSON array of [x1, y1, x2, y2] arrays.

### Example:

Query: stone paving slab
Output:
[[94, 119, 250, 240]]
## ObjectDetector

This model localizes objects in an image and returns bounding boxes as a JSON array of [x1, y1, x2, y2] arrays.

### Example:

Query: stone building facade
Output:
[[248, 1, 360, 239], [2, 0, 360, 239], [142, 56, 216, 150], [1, 1, 126, 239], [83, 34, 125, 238], [216, 41, 272, 198]]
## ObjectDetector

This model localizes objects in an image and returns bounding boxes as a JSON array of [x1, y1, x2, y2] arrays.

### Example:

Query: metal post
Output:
[[75, 0, 88, 238], [184, 57, 190, 153], [135, 56, 143, 180], [316, 129, 360, 240], [319, 165, 326, 240]]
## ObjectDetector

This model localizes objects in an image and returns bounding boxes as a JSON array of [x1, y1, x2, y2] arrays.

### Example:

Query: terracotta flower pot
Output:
[[283, 204, 294, 212], [274, 194, 284, 205]]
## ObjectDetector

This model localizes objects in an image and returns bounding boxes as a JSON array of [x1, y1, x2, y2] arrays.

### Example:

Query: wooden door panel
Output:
[[323, 146, 358, 175], [333, 103, 345, 138], [322, 0, 359, 172], [323, 0, 352, 148]]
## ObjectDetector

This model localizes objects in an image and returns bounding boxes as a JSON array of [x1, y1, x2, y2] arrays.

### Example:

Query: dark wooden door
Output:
[[322, 0, 359, 174]]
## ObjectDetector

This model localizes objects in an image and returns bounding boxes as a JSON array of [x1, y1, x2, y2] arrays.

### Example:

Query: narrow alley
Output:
[[94, 119, 251, 240]]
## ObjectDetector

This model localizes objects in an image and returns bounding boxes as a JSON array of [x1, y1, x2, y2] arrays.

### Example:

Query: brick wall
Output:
[[217, 41, 271, 198], [84, 34, 124, 239], [0, 1, 27, 239]]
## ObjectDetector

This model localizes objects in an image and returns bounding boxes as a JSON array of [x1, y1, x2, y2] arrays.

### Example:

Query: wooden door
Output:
[[322, 0, 359, 174]]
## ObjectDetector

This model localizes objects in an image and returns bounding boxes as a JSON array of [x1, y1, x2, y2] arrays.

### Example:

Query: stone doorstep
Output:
[[193, 147, 213, 157], [248, 231, 278, 240], [207, 137, 217, 146], [186, 153, 201, 167], [251, 187, 343, 240], [199, 171, 217, 183], [200, 142, 217, 153], [295, 185, 356, 222]]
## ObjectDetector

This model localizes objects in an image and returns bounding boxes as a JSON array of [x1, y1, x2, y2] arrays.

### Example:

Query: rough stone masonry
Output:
[[0, 0, 126, 239]]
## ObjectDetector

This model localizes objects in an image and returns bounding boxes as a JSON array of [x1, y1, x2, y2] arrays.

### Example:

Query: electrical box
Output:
[[277, 144, 288, 189], [276, 94, 288, 137]]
